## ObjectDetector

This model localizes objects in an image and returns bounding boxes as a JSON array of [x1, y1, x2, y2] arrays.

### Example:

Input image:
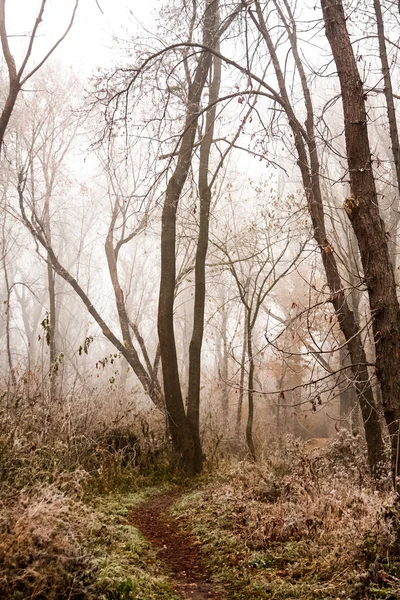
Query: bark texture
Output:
[[374, 0, 400, 268], [249, 0, 385, 473], [158, 0, 219, 474], [321, 0, 400, 478]]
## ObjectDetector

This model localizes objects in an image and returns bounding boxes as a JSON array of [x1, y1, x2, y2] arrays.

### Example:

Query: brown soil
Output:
[[129, 491, 224, 600]]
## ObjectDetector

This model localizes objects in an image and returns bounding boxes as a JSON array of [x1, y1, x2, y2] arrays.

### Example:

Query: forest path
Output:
[[129, 491, 224, 600]]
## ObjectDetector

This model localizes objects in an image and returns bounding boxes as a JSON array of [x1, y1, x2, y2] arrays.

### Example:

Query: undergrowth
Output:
[[2, 383, 399, 600], [172, 434, 400, 600], [0, 474, 181, 599], [0, 388, 180, 599]]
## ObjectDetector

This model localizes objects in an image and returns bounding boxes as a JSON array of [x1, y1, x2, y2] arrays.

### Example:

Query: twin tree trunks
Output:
[[157, 0, 220, 475]]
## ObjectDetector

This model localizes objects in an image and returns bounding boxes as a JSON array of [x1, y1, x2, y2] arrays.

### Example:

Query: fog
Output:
[[1, 0, 399, 473]]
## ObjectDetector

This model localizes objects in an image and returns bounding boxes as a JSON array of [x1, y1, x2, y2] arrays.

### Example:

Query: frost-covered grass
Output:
[[1, 420, 399, 600], [0, 476, 180, 600], [0, 391, 185, 599], [172, 435, 399, 599]]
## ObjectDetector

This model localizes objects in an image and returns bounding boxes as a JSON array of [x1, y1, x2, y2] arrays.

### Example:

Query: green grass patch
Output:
[[171, 490, 350, 599], [87, 488, 182, 599]]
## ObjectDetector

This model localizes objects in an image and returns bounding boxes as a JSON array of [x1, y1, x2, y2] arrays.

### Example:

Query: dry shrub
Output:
[[0, 385, 174, 598], [0, 471, 98, 599], [83, 421, 171, 493], [0, 383, 171, 496], [170, 435, 398, 598], [195, 434, 390, 553]]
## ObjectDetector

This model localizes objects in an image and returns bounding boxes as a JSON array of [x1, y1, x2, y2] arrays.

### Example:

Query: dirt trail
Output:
[[129, 491, 224, 600]]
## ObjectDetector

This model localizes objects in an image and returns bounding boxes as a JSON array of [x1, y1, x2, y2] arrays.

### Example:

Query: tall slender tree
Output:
[[158, 0, 220, 474], [321, 0, 400, 480], [240, 0, 385, 473]]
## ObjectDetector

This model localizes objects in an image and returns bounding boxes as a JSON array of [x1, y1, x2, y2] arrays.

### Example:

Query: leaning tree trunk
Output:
[[251, 0, 385, 474], [321, 0, 400, 481]]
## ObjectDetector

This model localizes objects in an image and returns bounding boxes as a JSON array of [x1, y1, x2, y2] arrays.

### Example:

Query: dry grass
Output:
[[0, 471, 97, 599], [0, 475, 181, 599], [0, 384, 171, 497], [0, 386, 177, 599], [1, 382, 399, 599], [173, 434, 399, 599]]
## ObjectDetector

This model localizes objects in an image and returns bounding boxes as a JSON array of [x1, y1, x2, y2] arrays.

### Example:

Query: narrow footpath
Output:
[[129, 491, 224, 600]]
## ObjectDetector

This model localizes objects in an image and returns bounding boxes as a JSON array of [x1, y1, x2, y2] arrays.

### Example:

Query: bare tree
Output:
[[158, 0, 220, 474], [0, 0, 79, 151], [8, 71, 164, 410], [213, 211, 305, 458], [236, 0, 385, 473], [187, 12, 222, 472], [321, 0, 400, 480]]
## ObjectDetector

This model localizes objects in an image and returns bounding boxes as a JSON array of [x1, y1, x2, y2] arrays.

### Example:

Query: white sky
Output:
[[5, 0, 156, 74]]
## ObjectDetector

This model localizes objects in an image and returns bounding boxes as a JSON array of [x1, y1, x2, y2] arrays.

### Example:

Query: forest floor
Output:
[[87, 456, 400, 600], [92, 467, 400, 600], [2, 435, 400, 599]]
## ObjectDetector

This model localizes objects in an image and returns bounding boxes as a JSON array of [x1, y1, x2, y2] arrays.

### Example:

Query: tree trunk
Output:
[[373, 0, 400, 269], [339, 346, 360, 434], [47, 258, 57, 401], [321, 0, 400, 480], [236, 309, 248, 438], [246, 312, 256, 460], [219, 304, 230, 424], [0, 81, 19, 152], [2, 226, 15, 400], [251, 0, 385, 474], [187, 8, 221, 473], [43, 185, 58, 402], [158, 0, 219, 475], [276, 361, 288, 439]]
